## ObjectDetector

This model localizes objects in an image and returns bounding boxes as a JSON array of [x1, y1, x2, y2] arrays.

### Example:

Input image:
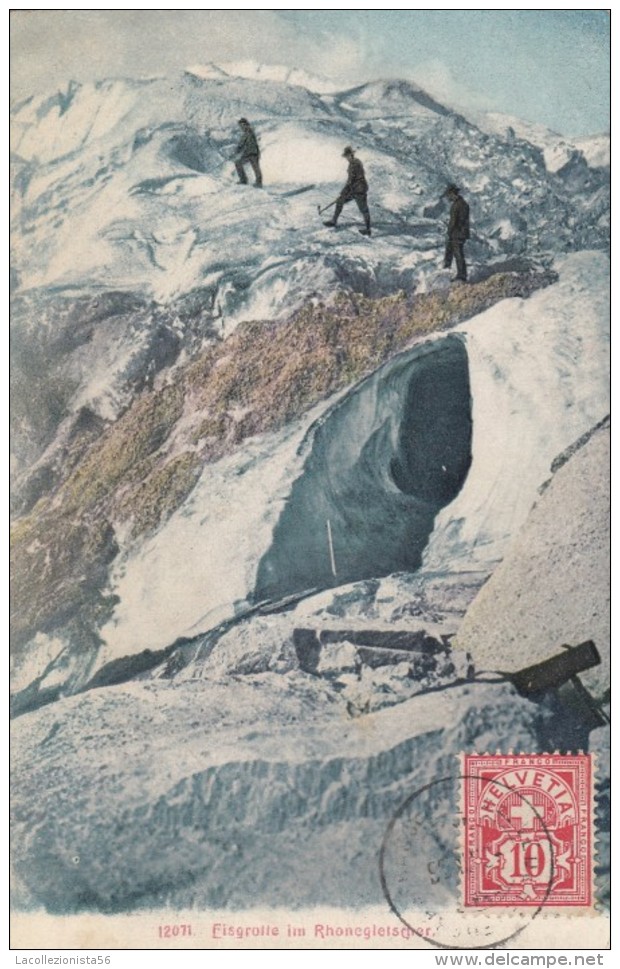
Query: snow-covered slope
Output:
[[205, 60, 338, 94], [476, 111, 610, 173], [574, 133, 610, 169], [11, 70, 608, 307], [455, 416, 610, 698], [11, 667, 543, 913]]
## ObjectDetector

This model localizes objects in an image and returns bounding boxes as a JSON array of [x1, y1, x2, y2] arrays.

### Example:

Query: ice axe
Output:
[[318, 198, 339, 216]]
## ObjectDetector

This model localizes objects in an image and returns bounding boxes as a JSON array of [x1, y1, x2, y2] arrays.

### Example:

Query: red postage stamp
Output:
[[463, 754, 593, 907]]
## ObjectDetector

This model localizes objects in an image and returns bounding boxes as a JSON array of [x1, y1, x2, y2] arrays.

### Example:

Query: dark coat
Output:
[[345, 157, 368, 197], [236, 125, 260, 161], [448, 195, 470, 241]]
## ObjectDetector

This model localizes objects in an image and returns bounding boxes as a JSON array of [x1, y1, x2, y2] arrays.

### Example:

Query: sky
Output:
[[9, 8, 610, 137]]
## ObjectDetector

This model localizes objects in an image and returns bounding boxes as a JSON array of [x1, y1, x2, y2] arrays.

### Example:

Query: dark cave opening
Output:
[[390, 342, 472, 504]]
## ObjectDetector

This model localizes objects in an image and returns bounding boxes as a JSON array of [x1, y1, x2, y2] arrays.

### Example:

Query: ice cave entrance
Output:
[[255, 335, 472, 601], [390, 335, 472, 504]]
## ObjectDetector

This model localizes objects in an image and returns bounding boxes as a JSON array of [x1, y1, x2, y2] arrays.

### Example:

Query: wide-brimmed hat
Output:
[[238, 117, 249, 125], [444, 183, 460, 195], [343, 146, 354, 157]]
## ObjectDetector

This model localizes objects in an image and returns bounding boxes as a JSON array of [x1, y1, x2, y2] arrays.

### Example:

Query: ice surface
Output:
[[574, 134, 610, 169], [475, 111, 609, 174], [11, 675, 544, 912], [456, 417, 610, 697], [11, 71, 608, 316], [99, 398, 332, 663], [422, 251, 609, 573]]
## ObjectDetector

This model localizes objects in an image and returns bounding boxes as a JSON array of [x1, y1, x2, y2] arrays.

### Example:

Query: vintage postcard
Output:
[[9, 8, 610, 951]]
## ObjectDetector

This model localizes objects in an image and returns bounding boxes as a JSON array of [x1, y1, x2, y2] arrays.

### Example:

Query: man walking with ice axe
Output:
[[322, 146, 371, 236], [234, 118, 263, 187]]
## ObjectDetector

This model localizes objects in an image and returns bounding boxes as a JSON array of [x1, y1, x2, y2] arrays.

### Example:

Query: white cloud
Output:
[[408, 59, 494, 115], [10, 10, 364, 102], [313, 36, 366, 87]]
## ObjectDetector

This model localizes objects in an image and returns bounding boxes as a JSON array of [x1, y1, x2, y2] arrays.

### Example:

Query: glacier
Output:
[[10, 63, 610, 924]]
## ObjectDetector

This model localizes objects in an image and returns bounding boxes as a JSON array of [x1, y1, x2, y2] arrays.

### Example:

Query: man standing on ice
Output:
[[324, 146, 371, 236], [443, 183, 470, 282], [234, 118, 263, 187]]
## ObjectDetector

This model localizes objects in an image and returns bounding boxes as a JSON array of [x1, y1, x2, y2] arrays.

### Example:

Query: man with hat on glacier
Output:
[[323, 146, 371, 236], [443, 183, 470, 282], [234, 118, 263, 187]]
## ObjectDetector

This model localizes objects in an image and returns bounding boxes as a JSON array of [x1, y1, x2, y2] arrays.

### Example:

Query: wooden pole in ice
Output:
[[326, 518, 337, 577]]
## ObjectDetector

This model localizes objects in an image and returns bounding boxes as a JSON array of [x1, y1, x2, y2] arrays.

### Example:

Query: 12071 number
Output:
[[158, 924, 192, 938]]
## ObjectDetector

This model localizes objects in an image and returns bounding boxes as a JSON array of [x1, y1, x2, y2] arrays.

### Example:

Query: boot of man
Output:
[[324, 200, 344, 227], [357, 196, 371, 235]]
